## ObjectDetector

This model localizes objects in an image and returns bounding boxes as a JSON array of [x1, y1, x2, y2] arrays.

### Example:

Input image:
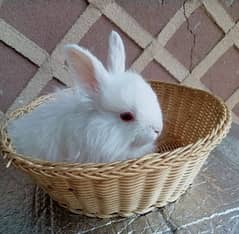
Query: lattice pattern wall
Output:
[[0, 0, 239, 125]]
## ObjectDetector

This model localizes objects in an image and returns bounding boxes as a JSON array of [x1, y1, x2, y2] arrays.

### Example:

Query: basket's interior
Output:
[[151, 82, 226, 153]]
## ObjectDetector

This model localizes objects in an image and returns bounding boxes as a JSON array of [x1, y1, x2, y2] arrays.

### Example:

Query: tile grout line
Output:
[[153, 44, 189, 82], [226, 88, 239, 109], [131, 1, 198, 81], [183, 0, 239, 114], [6, 61, 52, 114], [0, 19, 49, 66], [94, 0, 153, 49], [231, 112, 239, 125], [182, 33, 234, 84], [159, 208, 178, 233], [51, 4, 102, 65], [157, 0, 201, 46], [203, 0, 235, 33], [177, 206, 239, 230]]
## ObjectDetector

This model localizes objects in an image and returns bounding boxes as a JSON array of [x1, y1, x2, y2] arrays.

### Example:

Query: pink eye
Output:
[[120, 112, 134, 122]]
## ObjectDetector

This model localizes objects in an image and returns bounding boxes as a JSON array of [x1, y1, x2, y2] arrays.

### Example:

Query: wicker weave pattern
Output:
[[0, 81, 231, 218]]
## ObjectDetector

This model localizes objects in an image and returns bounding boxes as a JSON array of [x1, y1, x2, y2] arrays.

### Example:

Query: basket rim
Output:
[[0, 81, 232, 177]]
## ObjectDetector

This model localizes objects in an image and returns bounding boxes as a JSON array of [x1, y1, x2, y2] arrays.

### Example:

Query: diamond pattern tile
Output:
[[79, 16, 142, 69], [201, 46, 239, 100], [166, 6, 224, 71], [142, 60, 178, 83], [232, 103, 239, 118], [0, 42, 38, 112], [0, 0, 88, 52], [117, 0, 184, 36], [220, 0, 239, 23], [39, 78, 67, 96], [162, 139, 239, 231], [230, 123, 239, 139]]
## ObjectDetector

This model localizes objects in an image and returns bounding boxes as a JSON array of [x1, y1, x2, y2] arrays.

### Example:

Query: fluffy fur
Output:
[[7, 31, 163, 163]]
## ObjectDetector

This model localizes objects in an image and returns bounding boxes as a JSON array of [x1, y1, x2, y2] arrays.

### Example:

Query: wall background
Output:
[[0, 0, 239, 128]]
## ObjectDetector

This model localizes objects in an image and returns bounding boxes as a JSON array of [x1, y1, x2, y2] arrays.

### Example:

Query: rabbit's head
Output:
[[64, 31, 163, 159]]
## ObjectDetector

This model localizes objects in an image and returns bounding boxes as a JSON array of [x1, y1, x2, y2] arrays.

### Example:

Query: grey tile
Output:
[[161, 126, 239, 233], [0, 0, 88, 52], [201, 46, 239, 100], [177, 210, 239, 233], [117, 0, 184, 37], [79, 16, 142, 69], [0, 42, 38, 112], [166, 6, 224, 71], [142, 60, 179, 83], [39, 78, 67, 96]]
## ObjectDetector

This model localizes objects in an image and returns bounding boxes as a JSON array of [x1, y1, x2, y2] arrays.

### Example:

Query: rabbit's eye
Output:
[[120, 112, 134, 122]]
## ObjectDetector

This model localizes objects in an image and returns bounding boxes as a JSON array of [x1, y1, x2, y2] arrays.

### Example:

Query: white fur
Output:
[[7, 31, 163, 163]]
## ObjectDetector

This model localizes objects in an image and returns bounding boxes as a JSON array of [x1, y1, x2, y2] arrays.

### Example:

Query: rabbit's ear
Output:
[[107, 31, 125, 73], [64, 44, 108, 92]]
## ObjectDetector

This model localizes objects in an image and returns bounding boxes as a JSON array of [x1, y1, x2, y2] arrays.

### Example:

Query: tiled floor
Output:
[[0, 0, 239, 233]]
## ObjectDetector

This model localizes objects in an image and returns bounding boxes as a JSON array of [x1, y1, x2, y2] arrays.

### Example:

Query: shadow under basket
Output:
[[0, 81, 231, 218]]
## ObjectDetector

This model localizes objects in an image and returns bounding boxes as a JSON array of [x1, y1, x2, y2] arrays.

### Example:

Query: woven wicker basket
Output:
[[0, 81, 231, 218]]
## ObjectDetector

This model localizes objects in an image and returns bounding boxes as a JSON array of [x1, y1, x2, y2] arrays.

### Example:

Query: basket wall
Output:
[[0, 81, 231, 218]]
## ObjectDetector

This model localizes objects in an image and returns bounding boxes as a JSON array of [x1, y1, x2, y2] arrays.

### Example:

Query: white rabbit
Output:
[[7, 31, 163, 163]]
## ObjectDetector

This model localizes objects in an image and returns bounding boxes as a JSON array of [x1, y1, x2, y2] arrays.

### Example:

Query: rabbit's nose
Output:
[[150, 126, 161, 135], [152, 127, 160, 135], [154, 130, 159, 134]]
